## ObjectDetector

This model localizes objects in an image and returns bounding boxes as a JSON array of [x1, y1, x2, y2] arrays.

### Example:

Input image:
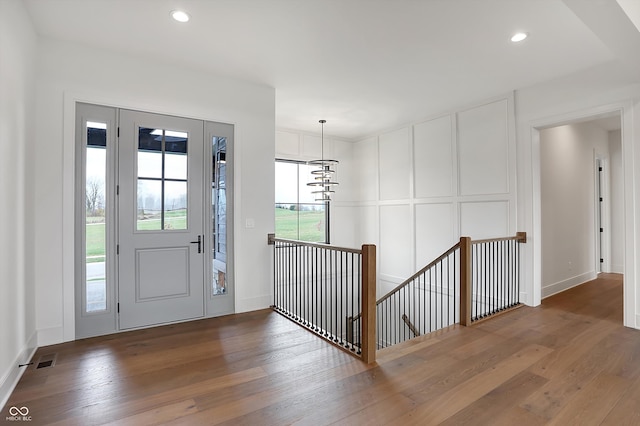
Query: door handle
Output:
[[190, 235, 202, 253]]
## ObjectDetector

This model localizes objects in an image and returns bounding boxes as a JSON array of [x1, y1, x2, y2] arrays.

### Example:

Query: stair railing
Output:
[[269, 235, 377, 363], [353, 232, 526, 349], [373, 241, 460, 349], [461, 232, 526, 325]]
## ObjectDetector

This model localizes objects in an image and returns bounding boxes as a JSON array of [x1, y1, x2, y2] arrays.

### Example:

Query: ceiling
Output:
[[23, 0, 640, 140]]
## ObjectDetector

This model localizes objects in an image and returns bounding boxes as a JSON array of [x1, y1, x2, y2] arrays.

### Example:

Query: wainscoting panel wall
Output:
[[276, 94, 517, 302], [459, 201, 510, 240], [348, 94, 517, 294], [379, 127, 411, 201], [415, 202, 455, 266], [414, 115, 454, 198], [380, 204, 412, 281], [458, 99, 510, 196], [353, 138, 378, 202]]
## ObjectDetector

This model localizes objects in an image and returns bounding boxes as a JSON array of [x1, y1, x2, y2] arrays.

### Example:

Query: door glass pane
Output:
[[136, 127, 189, 231], [138, 127, 162, 178], [165, 131, 188, 180], [165, 181, 187, 230], [86, 121, 107, 312], [212, 136, 227, 296], [165, 153, 187, 180], [137, 179, 162, 230]]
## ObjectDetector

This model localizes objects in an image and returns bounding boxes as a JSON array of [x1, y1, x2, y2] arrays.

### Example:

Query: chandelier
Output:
[[307, 119, 338, 201]]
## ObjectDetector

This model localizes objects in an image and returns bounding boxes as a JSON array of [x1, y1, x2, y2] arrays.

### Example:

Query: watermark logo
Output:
[[6, 406, 31, 422]]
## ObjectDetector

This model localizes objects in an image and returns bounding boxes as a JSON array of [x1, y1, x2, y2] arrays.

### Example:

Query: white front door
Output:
[[118, 110, 205, 329]]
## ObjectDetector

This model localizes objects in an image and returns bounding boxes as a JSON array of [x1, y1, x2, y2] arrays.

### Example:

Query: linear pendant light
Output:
[[307, 120, 338, 201]]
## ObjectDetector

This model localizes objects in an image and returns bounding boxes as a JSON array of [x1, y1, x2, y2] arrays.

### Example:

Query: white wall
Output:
[[34, 38, 275, 345], [275, 128, 357, 248], [540, 122, 609, 297], [348, 96, 518, 299], [609, 130, 624, 273], [0, 0, 38, 410]]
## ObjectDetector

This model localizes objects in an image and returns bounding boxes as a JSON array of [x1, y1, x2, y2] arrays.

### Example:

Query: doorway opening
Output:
[[538, 111, 623, 320]]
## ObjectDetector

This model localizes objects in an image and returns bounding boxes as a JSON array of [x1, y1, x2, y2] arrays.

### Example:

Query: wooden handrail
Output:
[[471, 232, 527, 245], [351, 241, 460, 323], [360, 244, 376, 364], [459, 236, 472, 326], [270, 236, 363, 254], [375, 242, 461, 306]]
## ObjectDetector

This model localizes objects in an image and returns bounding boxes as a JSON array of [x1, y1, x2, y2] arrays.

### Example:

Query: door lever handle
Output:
[[190, 235, 202, 253]]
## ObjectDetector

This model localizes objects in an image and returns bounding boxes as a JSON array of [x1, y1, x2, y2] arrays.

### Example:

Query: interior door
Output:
[[118, 110, 205, 329]]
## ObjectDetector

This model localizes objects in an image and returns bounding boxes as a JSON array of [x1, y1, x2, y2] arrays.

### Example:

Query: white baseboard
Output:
[[37, 326, 63, 347], [236, 295, 271, 313], [519, 291, 532, 306], [542, 271, 597, 299], [0, 331, 37, 412]]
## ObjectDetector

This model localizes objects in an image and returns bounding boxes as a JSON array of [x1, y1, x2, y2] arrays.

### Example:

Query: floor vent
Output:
[[36, 354, 57, 369]]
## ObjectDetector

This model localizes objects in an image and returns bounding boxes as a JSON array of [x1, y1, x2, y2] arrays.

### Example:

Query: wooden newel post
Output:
[[459, 237, 472, 326], [361, 244, 376, 364]]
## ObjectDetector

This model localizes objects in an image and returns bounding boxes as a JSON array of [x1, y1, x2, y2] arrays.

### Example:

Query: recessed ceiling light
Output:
[[171, 10, 190, 23], [510, 32, 528, 43]]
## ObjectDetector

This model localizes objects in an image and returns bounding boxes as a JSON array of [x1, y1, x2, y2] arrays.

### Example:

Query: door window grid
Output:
[[137, 128, 188, 231]]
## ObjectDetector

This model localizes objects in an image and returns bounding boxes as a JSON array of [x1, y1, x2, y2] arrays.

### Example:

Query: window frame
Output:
[[275, 158, 330, 244]]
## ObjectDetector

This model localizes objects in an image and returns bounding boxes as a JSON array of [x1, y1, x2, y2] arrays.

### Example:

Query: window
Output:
[[85, 121, 108, 312], [136, 128, 188, 231], [275, 160, 328, 243]]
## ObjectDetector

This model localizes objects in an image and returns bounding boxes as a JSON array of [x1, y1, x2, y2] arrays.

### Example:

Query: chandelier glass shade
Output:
[[307, 120, 338, 201]]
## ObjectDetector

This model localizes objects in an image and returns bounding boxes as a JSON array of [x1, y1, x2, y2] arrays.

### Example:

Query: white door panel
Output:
[[118, 110, 204, 329]]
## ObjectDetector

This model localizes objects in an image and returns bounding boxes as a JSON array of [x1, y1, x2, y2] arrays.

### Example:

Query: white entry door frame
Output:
[[75, 103, 235, 338]]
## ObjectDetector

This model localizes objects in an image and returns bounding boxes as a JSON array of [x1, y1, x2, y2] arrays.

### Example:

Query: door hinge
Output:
[[117, 127, 120, 138], [117, 244, 119, 255], [600, 228, 604, 233], [599, 197, 603, 202], [117, 185, 119, 195], [599, 167, 603, 172], [600, 258, 604, 263], [117, 303, 120, 313]]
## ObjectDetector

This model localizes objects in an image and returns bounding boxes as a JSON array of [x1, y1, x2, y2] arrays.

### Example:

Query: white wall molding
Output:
[[0, 331, 37, 412], [542, 271, 598, 299]]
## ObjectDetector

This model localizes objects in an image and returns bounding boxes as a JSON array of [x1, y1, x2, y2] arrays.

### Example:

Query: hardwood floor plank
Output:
[[5, 274, 640, 425], [439, 370, 548, 425], [520, 329, 627, 420], [394, 344, 553, 425], [547, 372, 630, 426], [601, 375, 640, 425], [102, 399, 199, 426]]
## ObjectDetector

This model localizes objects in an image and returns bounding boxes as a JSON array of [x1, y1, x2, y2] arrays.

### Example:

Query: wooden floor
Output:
[[5, 273, 639, 425]]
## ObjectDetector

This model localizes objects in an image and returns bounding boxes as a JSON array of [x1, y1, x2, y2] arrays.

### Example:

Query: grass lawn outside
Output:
[[275, 207, 325, 242], [85, 208, 322, 262], [85, 213, 187, 262]]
